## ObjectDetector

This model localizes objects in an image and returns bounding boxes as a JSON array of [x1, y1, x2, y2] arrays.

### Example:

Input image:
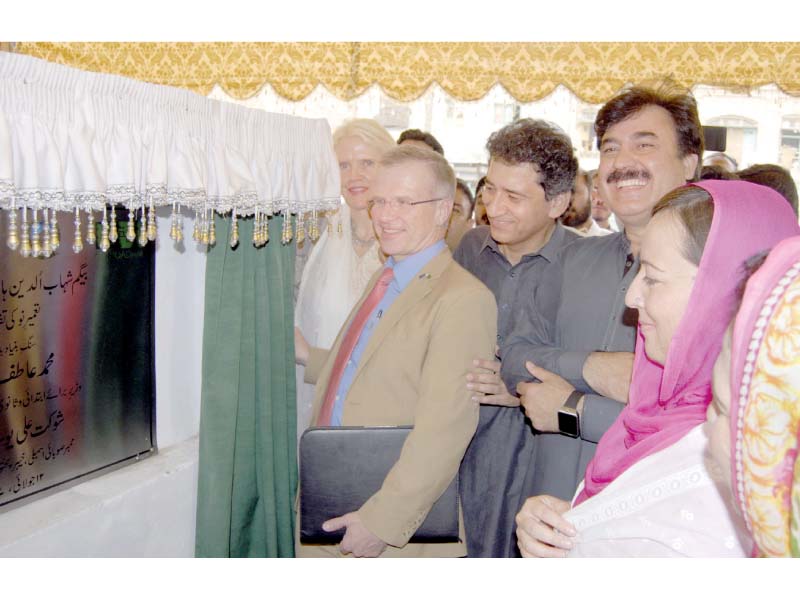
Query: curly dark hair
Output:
[[398, 128, 445, 156], [595, 82, 703, 180], [486, 119, 578, 200]]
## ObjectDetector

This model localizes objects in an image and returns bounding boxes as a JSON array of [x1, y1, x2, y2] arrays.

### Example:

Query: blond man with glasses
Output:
[[295, 145, 497, 558]]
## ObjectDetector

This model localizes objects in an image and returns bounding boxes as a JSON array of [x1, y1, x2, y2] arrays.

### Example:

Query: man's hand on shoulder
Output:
[[323, 512, 388, 558]]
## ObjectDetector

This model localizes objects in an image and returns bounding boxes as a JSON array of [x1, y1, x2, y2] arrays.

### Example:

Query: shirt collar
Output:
[[476, 225, 496, 254], [538, 223, 572, 263], [617, 231, 633, 254], [386, 240, 446, 292]]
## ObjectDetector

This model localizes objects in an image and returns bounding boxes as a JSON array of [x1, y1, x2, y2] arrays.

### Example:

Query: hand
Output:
[[295, 326, 310, 366], [323, 512, 387, 558], [516, 495, 576, 558], [582, 351, 633, 404], [466, 358, 519, 407], [516, 361, 574, 433]]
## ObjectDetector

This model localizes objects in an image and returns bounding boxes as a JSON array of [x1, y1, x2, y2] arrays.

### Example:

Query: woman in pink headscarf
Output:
[[516, 180, 800, 557], [707, 236, 800, 557]]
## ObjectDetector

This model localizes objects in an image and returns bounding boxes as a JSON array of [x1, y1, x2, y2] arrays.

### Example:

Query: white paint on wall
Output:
[[0, 436, 199, 557], [155, 208, 206, 449]]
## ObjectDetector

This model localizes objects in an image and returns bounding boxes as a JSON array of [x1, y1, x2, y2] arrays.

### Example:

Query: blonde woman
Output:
[[294, 119, 395, 441]]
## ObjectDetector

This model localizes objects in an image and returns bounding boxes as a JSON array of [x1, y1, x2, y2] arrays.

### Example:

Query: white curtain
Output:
[[0, 51, 340, 218]]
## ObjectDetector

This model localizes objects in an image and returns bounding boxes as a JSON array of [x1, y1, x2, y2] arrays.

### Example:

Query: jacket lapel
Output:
[[348, 249, 452, 391]]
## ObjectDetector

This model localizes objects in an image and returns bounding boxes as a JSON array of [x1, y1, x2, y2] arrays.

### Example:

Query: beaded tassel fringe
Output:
[[3, 203, 323, 257]]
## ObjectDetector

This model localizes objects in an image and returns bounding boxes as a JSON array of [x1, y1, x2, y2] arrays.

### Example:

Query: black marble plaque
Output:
[[0, 210, 155, 507]]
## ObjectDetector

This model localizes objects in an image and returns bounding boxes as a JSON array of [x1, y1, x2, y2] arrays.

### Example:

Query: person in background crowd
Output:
[[561, 169, 613, 237], [703, 151, 738, 173], [294, 119, 395, 442], [473, 176, 490, 227], [737, 163, 798, 216], [589, 170, 619, 232], [445, 179, 476, 251], [295, 145, 496, 558], [454, 118, 578, 557], [501, 83, 704, 504], [700, 164, 738, 181], [398, 128, 445, 156], [516, 180, 799, 557], [707, 235, 800, 558]]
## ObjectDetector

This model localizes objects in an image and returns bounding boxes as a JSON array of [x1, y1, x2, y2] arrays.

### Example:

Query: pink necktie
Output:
[[316, 267, 395, 426]]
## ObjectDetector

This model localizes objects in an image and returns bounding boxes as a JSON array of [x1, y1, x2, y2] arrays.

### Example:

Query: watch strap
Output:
[[563, 389, 583, 411], [558, 390, 583, 438]]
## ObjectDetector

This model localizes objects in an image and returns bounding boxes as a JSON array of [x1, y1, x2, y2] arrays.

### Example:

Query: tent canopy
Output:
[[15, 42, 800, 103]]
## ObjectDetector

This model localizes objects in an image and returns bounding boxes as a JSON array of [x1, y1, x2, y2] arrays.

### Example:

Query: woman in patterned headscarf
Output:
[[707, 236, 800, 557]]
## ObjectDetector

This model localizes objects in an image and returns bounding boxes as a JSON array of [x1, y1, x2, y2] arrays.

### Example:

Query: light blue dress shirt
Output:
[[330, 240, 446, 426]]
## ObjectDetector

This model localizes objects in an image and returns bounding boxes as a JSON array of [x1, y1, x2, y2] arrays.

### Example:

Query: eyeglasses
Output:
[[367, 197, 445, 212]]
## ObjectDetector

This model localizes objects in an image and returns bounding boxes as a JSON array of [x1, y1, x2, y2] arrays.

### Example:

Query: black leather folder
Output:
[[298, 426, 460, 544]]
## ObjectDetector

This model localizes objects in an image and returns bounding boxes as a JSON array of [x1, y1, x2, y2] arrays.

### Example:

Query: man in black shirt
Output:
[[454, 119, 578, 557], [501, 84, 704, 557]]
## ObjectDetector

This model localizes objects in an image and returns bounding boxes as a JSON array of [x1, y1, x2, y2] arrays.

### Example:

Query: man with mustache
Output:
[[499, 84, 703, 512]]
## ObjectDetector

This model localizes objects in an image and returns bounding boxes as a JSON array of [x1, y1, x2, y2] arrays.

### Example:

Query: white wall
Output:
[[0, 211, 206, 557], [154, 207, 206, 449], [0, 438, 199, 557]]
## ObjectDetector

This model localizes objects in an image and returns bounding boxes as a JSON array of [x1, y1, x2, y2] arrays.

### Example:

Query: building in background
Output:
[[211, 83, 800, 202]]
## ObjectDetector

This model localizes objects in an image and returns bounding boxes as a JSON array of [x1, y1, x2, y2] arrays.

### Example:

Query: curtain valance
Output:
[[0, 51, 340, 255], [13, 42, 800, 103]]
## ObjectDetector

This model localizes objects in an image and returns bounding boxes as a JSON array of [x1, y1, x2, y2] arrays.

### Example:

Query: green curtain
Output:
[[195, 214, 297, 557]]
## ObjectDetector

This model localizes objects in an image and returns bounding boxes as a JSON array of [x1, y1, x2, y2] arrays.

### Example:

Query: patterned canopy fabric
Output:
[[14, 42, 800, 103]]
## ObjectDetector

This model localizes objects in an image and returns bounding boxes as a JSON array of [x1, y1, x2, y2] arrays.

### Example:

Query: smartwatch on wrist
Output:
[[558, 390, 583, 438]]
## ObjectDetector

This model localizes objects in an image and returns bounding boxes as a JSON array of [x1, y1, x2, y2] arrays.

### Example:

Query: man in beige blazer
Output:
[[295, 145, 497, 557]]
